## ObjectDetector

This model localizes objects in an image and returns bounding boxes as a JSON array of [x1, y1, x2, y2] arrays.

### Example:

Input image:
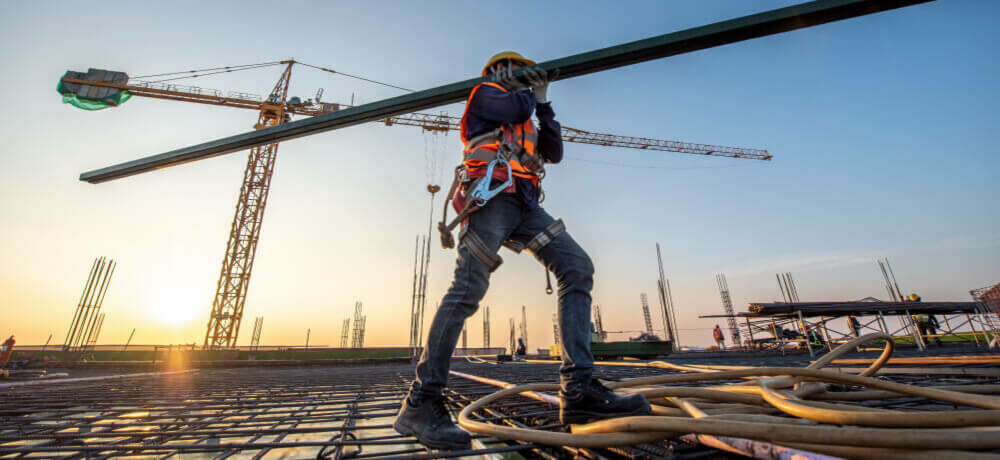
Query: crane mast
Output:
[[203, 62, 293, 349]]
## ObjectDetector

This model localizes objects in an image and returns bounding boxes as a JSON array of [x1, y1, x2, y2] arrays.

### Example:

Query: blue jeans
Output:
[[411, 192, 595, 400]]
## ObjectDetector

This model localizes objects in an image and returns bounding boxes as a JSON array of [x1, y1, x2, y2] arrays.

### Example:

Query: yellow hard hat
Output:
[[909, 293, 920, 301], [482, 51, 535, 76]]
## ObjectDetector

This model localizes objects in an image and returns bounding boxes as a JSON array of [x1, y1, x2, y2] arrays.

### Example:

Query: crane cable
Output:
[[296, 61, 414, 93], [133, 61, 287, 82], [457, 333, 1000, 458]]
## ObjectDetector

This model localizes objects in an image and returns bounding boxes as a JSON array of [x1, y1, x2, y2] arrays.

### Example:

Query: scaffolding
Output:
[[640, 293, 654, 335], [971, 283, 1000, 346], [593, 304, 607, 341], [703, 300, 995, 357], [249, 317, 263, 351], [350, 302, 366, 349], [339, 318, 350, 348], [716, 273, 742, 347]]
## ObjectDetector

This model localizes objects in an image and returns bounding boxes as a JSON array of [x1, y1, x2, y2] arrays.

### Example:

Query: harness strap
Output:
[[464, 129, 501, 152], [459, 227, 503, 272], [502, 240, 525, 253], [438, 166, 467, 249], [526, 219, 566, 254]]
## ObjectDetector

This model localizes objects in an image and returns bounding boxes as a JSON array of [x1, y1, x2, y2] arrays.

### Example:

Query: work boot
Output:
[[560, 378, 651, 425], [393, 394, 471, 451]]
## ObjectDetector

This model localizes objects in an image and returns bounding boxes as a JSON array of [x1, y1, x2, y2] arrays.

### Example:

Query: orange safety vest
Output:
[[713, 328, 724, 341], [460, 82, 540, 182]]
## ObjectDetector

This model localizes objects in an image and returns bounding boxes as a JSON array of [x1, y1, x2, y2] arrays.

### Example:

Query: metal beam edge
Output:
[[79, 0, 932, 183]]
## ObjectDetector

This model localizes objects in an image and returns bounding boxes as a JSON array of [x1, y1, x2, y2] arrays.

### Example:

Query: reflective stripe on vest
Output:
[[460, 82, 539, 180]]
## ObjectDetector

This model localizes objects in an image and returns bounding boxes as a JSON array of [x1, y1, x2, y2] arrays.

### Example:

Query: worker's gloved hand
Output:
[[493, 66, 529, 92], [523, 67, 552, 103]]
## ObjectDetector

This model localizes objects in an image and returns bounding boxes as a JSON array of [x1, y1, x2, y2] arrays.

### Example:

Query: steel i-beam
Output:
[[79, 0, 932, 183]]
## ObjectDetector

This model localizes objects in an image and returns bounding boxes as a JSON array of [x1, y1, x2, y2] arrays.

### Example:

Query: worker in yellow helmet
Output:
[[394, 52, 650, 450]]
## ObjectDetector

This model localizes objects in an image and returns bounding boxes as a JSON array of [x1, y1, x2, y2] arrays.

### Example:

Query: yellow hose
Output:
[[457, 333, 1000, 455]]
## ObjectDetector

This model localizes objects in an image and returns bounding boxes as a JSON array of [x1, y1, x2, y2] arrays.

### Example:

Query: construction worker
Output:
[[395, 51, 650, 450], [807, 326, 825, 348], [915, 314, 943, 347], [712, 325, 726, 349], [848, 315, 861, 338], [0, 336, 14, 367], [516, 337, 527, 356]]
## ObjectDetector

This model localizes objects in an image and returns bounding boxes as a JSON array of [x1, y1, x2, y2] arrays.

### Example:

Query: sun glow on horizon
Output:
[[149, 287, 202, 326]]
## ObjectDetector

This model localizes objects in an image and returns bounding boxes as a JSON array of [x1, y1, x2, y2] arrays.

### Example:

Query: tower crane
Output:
[[59, 60, 770, 349]]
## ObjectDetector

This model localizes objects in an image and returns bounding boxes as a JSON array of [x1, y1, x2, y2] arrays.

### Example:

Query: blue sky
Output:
[[1, 0, 997, 348]]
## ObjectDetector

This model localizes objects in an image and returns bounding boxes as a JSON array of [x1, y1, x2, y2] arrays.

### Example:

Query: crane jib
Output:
[[77, 0, 932, 184]]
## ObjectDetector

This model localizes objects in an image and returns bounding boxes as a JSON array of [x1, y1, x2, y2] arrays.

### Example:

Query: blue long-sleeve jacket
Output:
[[464, 85, 562, 207]]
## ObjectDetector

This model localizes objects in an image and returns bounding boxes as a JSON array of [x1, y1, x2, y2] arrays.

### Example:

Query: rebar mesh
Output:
[[2, 355, 996, 459]]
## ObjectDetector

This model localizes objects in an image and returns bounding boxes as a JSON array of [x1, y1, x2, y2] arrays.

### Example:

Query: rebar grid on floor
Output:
[[0, 365, 529, 459], [2, 359, 997, 459]]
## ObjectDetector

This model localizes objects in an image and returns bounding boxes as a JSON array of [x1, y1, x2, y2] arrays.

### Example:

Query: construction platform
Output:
[[2, 344, 997, 459]]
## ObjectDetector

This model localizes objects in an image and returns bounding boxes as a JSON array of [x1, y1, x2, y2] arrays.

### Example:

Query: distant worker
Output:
[[914, 314, 943, 347], [807, 326, 825, 348], [848, 316, 861, 338], [395, 51, 649, 450], [0, 335, 14, 367], [516, 337, 527, 356], [713, 325, 726, 350], [908, 293, 922, 302]]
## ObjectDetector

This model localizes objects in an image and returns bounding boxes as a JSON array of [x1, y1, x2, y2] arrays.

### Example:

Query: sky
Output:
[[1, 1, 997, 350]]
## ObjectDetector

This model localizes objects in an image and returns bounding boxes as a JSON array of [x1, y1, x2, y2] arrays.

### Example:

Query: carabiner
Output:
[[467, 151, 513, 207]]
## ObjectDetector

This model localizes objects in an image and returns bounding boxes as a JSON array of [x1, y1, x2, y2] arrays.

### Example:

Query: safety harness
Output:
[[437, 124, 521, 251], [438, 120, 564, 291]]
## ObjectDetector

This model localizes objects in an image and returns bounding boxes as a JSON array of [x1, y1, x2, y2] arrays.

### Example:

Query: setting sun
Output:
[[149, 287, 202, 326]]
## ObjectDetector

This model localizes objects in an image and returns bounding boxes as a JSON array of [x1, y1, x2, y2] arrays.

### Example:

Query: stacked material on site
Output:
[[458, 333, 1000, 459], [746, 300, 980, 316]]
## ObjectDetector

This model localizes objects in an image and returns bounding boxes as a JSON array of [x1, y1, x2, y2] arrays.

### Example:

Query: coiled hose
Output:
[[457, 333, 1000, 459]]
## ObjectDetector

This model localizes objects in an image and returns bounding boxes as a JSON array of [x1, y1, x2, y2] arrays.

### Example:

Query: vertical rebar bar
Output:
[[415, 236, 427, 352], [885, 258, 905, 302], [665, 279, 680, 347], [74, 258, 108, 351], [409, 236, 419, 357], [798, 310, 814, 358], [123, 328, 136, 352], [65, 257, 101, 351], [776, 273, 788, 302]]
